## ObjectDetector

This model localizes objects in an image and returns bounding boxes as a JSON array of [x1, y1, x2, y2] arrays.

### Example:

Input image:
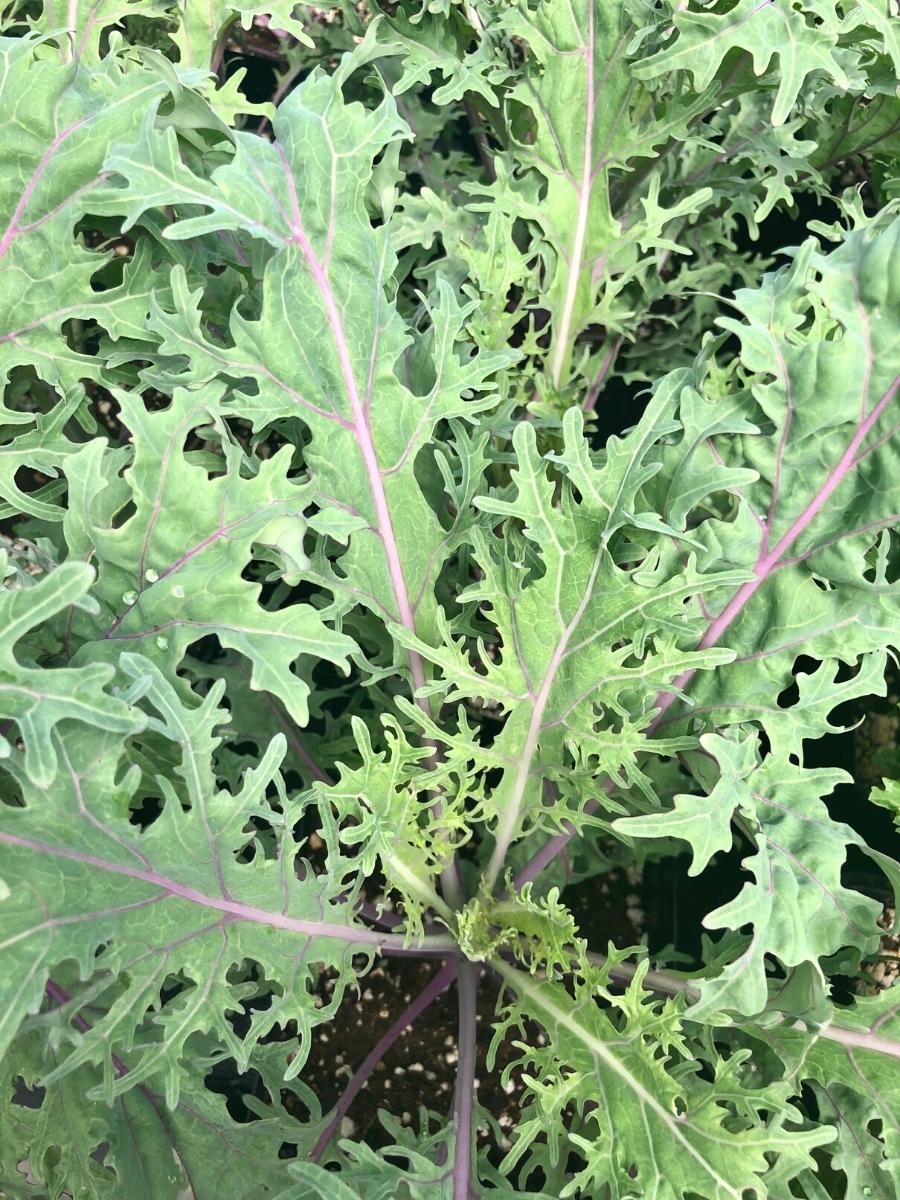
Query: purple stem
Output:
[[583, 336, 623, 413], [257, 62, 305, 135], [514, 811, 591, 892], [451, 961, 480, 1200], [516, 373, 900, 889], [310, 960, 457, 1160], [44, 980, 129, 1078], [355, 899, 402, 929], [818, 1020, 900, 1062], [259, 688, 333, 785], [209, 21, 233, 77], [464, 100, 496, 184], [348, 898, 447, 939]]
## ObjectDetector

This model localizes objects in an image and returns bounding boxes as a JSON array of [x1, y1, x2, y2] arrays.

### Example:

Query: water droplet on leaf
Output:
[[172, 585, 185, 599], [122, 590, 138, 605], [155, 635, 169, 650], [145, 568, 159, 583]]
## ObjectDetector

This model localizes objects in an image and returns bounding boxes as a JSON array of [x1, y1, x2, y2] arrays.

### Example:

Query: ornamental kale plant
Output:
[[1, 0, 900, 1196]]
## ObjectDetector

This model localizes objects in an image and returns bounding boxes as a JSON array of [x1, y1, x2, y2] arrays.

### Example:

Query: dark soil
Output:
[[304, 959, 519, 1151], [296, 872, 646, 1153]]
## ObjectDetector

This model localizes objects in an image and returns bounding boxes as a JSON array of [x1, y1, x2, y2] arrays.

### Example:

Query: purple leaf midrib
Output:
[[0, 118, 90, 263], [275, 128, 466, 937], [0, 829, 438, 952], [652, 371, 900, 723], [516, 371, 900, 888], [274, 146, 428, 696]]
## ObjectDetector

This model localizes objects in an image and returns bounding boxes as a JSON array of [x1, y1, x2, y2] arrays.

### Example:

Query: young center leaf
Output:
[[396, 388, 750, 889], [495, 0, 712, 395]]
